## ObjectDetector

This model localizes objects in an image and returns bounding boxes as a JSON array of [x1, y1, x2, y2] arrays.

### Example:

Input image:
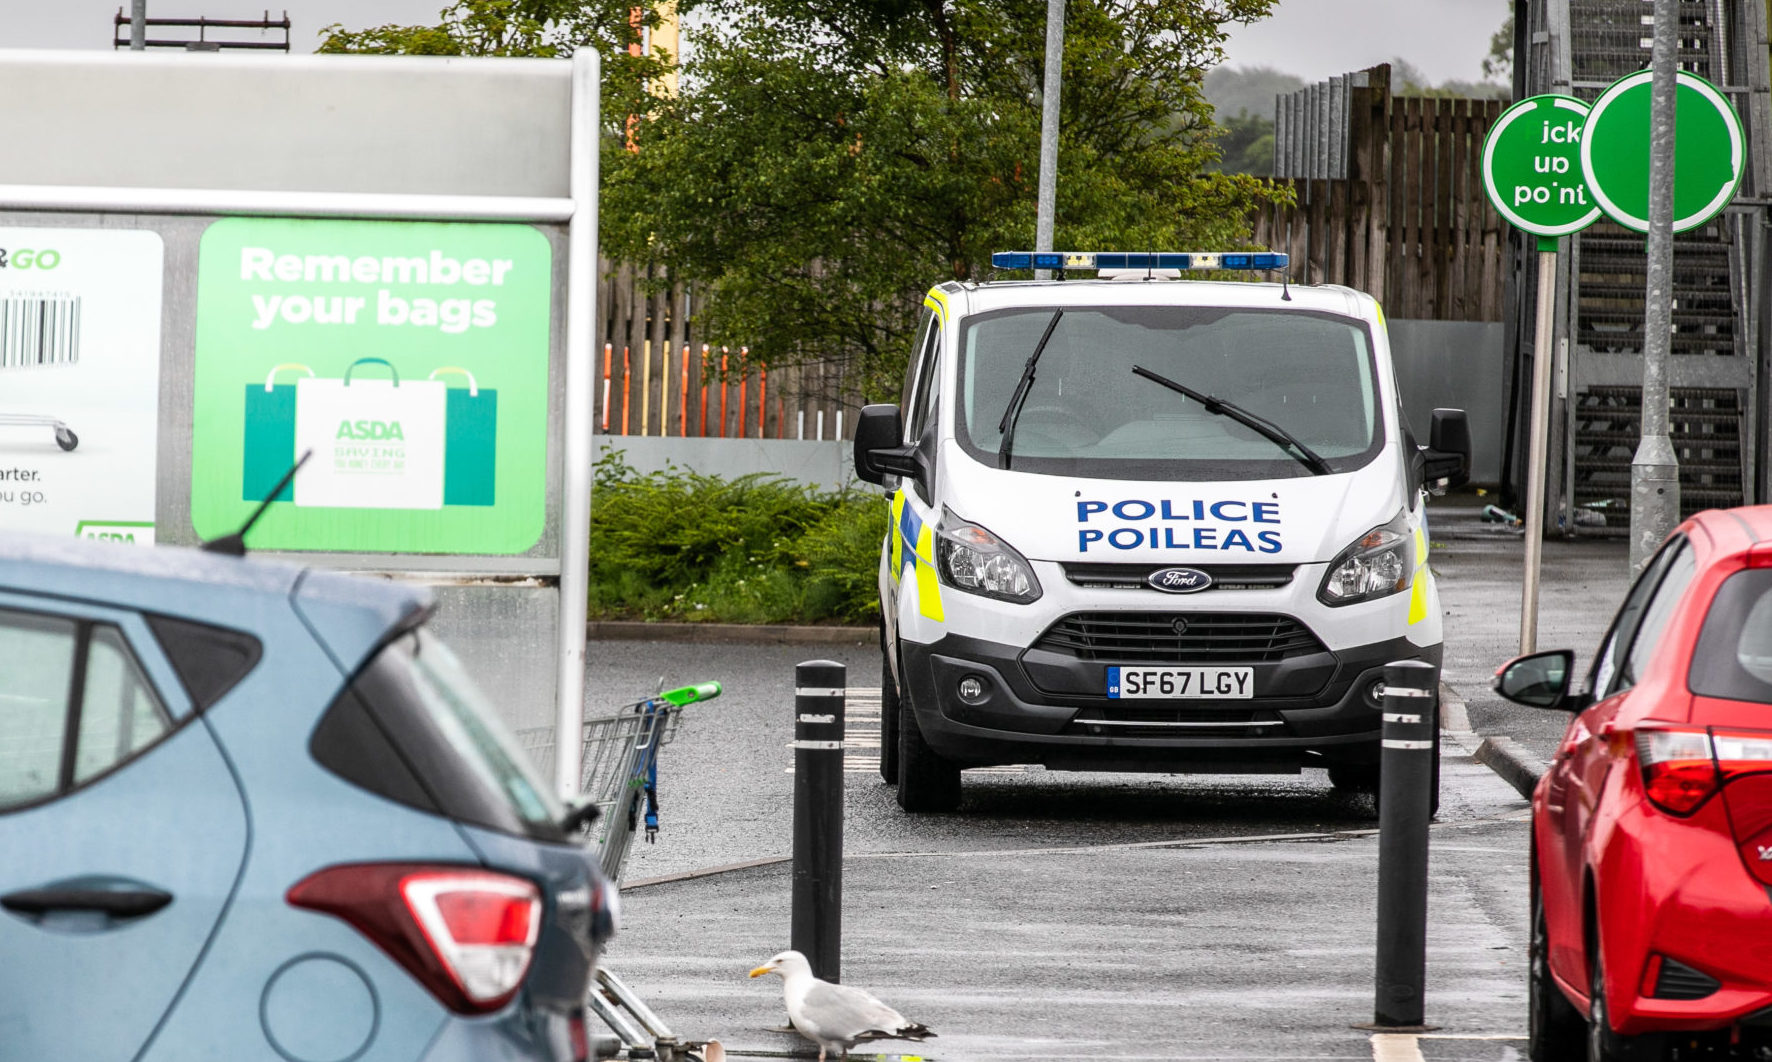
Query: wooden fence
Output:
[[594, 260, 858, 440], [1252, 65, 1508, 322]]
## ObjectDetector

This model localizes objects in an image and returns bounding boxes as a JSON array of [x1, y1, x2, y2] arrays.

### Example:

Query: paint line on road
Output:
[[1370, 1034, 1425, 1062]]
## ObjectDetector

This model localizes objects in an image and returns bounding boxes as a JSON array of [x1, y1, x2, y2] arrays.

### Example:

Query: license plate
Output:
[[1107, 666, 1254, 699]]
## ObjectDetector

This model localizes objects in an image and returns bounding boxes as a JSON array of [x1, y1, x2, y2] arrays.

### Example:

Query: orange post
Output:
[[621, 345, 631, 435], [679, 344, 689, 437], [719, 347, 729, 437], [601, 342, 612, 432], [758, 362, 767, 438], [698, 343, 710, 437], [737, 347, 749, 439]]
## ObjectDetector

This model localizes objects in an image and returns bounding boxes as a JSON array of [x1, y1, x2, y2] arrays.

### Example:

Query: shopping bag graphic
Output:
[[431, 367, 497, 507], [242, 364, 311, 502], [293, 358, 447, 510]]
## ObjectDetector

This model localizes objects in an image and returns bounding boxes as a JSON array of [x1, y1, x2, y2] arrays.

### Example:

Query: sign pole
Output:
[[1630, 0, 1682, 571], [1481, 93, 1600, 654], [1521, 237, 1558, 654]]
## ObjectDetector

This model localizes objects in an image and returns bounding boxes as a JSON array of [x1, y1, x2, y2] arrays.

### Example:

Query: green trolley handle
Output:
[[658, 681, 722, 707]]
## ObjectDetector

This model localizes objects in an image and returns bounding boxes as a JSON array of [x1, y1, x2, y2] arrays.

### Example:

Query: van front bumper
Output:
[[899, 631, 1439, 772]]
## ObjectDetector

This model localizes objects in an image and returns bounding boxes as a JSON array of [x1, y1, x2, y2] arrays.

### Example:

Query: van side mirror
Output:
[[1493, 649, 1575, 711], [854, 404, 923, 486], [1422, 408, 1471, 490]]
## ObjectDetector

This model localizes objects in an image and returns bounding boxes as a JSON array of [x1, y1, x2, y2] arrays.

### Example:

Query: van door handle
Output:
[[2, 885, 172, 918]]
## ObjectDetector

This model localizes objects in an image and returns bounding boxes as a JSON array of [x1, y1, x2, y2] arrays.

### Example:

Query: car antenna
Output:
[[202, 450, 312, 557]]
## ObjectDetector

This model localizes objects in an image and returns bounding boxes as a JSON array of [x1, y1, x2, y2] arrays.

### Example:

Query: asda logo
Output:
[[336, 419, 406, 441], [0, 248, 61, 269]]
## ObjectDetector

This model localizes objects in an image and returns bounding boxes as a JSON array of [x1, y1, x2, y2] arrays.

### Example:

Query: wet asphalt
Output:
[[580, 495, 1636, 1059]]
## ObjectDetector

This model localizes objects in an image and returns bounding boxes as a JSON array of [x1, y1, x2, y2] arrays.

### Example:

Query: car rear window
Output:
[[311, 627, 566, 843], [1691, 569, 1772, 703]]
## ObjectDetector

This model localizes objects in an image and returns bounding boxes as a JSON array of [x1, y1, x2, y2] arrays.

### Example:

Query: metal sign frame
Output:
[[0, 48, 601, 798]]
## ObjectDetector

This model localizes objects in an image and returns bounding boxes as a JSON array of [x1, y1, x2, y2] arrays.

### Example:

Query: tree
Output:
[[600, 0, 1288, 399], [319, 1, 668, 127], [323, 1, 1290, 400], [1210, 113, 1274, 176], [1483, 12, 1514, 83]]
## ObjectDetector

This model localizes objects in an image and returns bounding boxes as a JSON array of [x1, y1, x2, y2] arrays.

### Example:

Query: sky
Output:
[[1, 0, 445, 52], [1223, 0, 1511, 86], [4, 0, 1509, 86]]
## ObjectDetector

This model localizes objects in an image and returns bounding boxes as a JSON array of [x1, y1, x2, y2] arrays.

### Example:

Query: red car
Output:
[[1496, 508, 1772, 1061]]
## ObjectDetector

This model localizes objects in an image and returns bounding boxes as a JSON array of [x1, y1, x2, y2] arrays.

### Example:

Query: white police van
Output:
[[853, 251, 1469, 812]]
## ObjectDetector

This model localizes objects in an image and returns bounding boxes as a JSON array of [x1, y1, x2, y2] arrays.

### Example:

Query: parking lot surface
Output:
[[585, 495, 1642, 1058]]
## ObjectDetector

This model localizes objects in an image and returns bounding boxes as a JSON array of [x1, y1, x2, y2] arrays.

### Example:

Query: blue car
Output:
[[0, 533, 612, 1061]]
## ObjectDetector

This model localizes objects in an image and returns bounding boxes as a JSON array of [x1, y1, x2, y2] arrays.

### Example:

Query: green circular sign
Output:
[[1483, 94, 1601, 237], [1580, 69, 1745, 233]]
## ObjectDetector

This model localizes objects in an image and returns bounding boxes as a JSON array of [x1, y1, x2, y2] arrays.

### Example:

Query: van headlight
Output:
[[935, 510, 1042, 604], [1317, 512, 1414, 606]]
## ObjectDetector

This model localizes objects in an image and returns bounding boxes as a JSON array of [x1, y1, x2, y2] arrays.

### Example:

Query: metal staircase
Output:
[[1560, 0, 1763, 528]]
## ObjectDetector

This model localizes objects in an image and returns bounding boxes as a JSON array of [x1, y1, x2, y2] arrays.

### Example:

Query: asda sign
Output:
[[0, 247, 62, 269], [190, 217, 552, 554]]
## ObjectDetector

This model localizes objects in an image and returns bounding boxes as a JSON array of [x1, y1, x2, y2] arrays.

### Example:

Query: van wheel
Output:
[[1528, 885, 1584, 1061], [878, 651, 901, 784], [1342, 728, 1442, 819], [1327, 760, 1380, 792], [1587, 937, 1669, 1062], [895, 665, 961, 813]]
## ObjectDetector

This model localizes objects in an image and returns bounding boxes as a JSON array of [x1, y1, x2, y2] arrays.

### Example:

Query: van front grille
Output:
[[1062, 563, 1296, 591], [1033, 612, 1325, 664]]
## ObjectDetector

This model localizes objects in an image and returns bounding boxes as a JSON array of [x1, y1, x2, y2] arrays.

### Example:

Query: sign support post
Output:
[[558, 49, 601, 801], [1521, 236, 1559, 653], [1482, 94, 1601, 653]]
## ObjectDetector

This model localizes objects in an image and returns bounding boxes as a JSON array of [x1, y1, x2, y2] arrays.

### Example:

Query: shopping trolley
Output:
[[0, 291, 81, 452], [520, 680, 725, 1062]]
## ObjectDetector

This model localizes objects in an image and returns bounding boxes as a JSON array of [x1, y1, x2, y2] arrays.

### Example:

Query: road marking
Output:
[[1370, 1034, 1424, 1062]]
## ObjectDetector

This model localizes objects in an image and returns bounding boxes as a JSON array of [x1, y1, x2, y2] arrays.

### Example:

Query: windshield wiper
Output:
[[996, 309, 1065, 470], [1131, 365, 1333, 476]]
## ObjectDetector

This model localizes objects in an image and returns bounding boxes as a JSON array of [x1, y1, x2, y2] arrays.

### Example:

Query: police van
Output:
[[853, 251, 1470, 812]]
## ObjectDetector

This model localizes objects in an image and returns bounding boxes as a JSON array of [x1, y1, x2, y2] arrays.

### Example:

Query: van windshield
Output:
[[956, 305, 1383, 481]]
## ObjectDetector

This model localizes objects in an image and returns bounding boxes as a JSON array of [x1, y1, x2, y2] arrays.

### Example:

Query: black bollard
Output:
[[791, 660, 845, 983], [1373, 659, 1438, 1029]]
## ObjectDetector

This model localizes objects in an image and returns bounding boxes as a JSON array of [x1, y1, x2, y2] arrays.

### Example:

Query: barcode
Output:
[[0, 293, 81, 369]]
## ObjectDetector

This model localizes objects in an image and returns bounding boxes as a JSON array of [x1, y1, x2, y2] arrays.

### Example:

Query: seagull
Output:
[[748, 950, 935, 1062]]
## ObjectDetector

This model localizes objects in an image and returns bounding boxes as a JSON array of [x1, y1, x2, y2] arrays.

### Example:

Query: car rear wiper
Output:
[[1131, 365, 1332, 476], [996, 309, 1065, 470]]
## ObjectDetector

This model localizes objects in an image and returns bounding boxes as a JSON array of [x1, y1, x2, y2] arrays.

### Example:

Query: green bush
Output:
[[589, 452, 888, 625]]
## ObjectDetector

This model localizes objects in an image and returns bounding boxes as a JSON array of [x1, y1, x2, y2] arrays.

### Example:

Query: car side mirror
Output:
[[1421, 408, 1471, 491], [1493, 649, 1575, 711], [853, 404, 922, 486]]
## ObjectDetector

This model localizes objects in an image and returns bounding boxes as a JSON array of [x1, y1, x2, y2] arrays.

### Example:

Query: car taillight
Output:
[[1711, 730, 1772, 780], [287, 863, 541, 1014], [1635, 728, 1720, 815]]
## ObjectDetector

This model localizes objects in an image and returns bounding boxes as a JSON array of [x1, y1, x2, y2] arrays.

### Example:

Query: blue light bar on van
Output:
[[990, 251, 1289, 272]]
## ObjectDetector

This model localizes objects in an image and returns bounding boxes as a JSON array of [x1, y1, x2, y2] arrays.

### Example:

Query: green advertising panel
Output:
[[192, 218, 552, 553]]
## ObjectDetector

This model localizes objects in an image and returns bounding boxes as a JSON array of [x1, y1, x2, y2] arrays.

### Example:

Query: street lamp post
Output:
[[1033, 0, 1064, 281], [1629, 0, 1681, 570]]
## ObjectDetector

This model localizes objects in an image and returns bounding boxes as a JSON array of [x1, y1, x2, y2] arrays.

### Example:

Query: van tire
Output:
[[895, 669, 962, 812], [1337, 728, 1441, 819], [878, 650, 901, 784]]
